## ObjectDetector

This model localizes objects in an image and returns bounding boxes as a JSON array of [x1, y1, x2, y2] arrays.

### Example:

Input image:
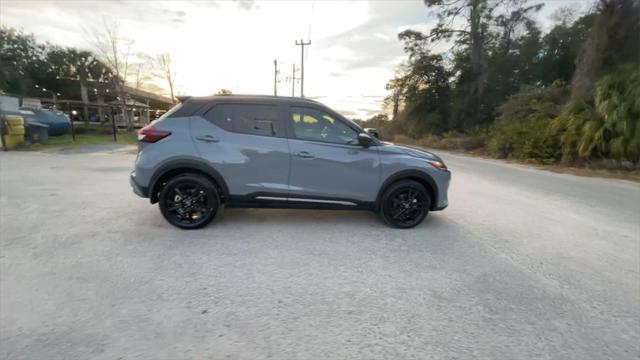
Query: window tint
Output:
[[205, 104, 233, 131], [291, 107, 358, 144], [204, 104, 281, 136]]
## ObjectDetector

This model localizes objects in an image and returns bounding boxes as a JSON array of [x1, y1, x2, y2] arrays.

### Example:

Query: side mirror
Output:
[[364, 128, 380, 139], [358, 133, 374, 147]]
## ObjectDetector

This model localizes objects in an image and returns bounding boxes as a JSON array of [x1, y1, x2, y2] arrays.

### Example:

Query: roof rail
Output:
[[176, 96, 191, 103]]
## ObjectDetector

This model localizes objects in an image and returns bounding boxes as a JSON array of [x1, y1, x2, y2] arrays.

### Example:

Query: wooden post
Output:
[[66, 102, 75, 142], [1, 115, 7, 151], [110, 106, 117, 142], [146, 100, 150, 123]]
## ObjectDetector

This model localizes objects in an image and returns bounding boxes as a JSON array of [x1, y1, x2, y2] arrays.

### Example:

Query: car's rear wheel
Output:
[[380, 180, 430, 228], [159, 173, 219, 229]]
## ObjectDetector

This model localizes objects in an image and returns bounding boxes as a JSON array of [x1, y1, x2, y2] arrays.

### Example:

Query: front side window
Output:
[[291, 107, 358, 145], [204, 104, 281, 137]]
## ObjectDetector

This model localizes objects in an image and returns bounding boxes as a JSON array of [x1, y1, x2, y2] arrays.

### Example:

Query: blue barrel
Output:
[[20, 108, 71, 136]]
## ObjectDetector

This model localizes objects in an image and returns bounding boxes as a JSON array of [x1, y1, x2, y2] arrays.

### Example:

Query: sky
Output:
[[1, 0, 588, 119]]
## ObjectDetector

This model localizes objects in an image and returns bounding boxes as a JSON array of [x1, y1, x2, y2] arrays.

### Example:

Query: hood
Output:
[[380, 142, 444, 162]]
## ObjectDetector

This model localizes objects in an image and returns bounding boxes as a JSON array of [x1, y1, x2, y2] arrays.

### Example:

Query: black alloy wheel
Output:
[[159, 173, 219, 229], [380, 180, 430, 228]]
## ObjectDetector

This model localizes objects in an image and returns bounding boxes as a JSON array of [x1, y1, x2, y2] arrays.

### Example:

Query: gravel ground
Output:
[[1, 147, 638, 360]]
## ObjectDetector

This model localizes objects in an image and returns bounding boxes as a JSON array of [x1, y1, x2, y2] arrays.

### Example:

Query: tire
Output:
[[158, 173, 219, 229], [380, 180, 431, 229]]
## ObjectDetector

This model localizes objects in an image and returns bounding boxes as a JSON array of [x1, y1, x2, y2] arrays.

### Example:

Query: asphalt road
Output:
[[1, 147, 638, 360]]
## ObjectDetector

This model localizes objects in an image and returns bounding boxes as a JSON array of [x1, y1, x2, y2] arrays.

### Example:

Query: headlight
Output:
[[426, 159, 448, 171]]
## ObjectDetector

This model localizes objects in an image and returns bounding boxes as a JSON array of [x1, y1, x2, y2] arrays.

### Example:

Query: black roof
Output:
[[171, 94, 333, 119], [178, 94, 323, 106]]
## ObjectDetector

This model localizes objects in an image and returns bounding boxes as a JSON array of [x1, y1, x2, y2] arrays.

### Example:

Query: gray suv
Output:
[[130, 95, 450, 229]]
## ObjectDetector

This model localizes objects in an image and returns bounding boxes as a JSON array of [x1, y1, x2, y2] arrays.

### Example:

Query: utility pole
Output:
[[286, 63, 300, 97], [273, 59, 279, 96], [295, 39, 311, 97]]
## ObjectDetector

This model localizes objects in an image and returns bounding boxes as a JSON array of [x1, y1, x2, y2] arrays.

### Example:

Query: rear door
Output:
[[191, 102, 291, 199], [285, 105, 381, 204]]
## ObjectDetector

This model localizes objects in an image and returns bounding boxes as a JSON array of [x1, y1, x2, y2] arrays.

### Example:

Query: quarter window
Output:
[[204, 104, 281, 137], [291, 107, 358, 145]]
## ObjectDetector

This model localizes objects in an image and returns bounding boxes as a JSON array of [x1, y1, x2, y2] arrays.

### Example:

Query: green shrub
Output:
[[551, 64, 640, 163], [496, 82, 569, 123], [487, 118, 560, 161], [485, 83, 568, 161]]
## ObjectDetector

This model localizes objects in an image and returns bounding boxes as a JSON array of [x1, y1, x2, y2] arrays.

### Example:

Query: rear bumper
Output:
[[130, 171, 149, 198]]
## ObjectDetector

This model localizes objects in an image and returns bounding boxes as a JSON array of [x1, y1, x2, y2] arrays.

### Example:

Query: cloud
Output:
[[0, 0, 437, 117], [329, 72, 347, 78], [235, 0, 257, 11], [313, 1, 434, 71]]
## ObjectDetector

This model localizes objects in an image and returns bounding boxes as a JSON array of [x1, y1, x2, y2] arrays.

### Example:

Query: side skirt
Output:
[[226, 193, 376, 211]]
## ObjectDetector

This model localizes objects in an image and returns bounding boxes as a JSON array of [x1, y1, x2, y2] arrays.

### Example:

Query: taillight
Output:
[[138, 124, 171, 143]]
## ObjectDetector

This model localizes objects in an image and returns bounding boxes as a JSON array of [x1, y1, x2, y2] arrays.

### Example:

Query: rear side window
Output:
[[203, 104, 282, 137], [205, 104, 233, 131]]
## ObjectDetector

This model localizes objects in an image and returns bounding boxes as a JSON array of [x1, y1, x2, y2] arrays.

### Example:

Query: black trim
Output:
[[169, 99, 210, 118], [376, 170, 439, 211], [198, 102, 289, 139], [148, 159, 230, 203], [226, 192, 375, 211]]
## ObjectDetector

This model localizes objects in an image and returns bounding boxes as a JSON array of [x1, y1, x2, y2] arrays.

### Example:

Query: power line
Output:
[[295, 39, 311, 97], [306, 0, 315, 60]]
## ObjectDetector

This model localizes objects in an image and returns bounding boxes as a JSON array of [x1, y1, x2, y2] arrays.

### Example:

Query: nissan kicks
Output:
[[130, 95, 450, 229]]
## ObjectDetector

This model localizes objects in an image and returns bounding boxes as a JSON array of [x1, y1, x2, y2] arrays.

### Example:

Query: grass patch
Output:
[[15, 132, 138, 151]]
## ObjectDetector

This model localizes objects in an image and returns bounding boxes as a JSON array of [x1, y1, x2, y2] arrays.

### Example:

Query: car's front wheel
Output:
[[159, 173, 219, 229], [380, 180, 430, 228]]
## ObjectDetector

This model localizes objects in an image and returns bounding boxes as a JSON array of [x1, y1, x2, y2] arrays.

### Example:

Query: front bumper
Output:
[[130, 171, 149, 198], [433, 168, 450, 211]]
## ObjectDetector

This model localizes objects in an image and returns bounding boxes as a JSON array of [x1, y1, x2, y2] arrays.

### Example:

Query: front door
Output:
[[286, 106, 380, 205]]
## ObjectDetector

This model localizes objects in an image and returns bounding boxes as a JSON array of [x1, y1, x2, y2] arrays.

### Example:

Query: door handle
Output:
[[196, 135, 219, 143], [295, 151, 314, 158]]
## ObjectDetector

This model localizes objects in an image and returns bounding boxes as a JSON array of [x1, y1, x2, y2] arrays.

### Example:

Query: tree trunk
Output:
[[392, 94, 400, 121], [113, 80, 130, 131], [80, 77, 89, 125], [168, 79, 175, 105], [469, 0, 488, 99], [453, 0, 489, 129], [570, 0, 616, 102]]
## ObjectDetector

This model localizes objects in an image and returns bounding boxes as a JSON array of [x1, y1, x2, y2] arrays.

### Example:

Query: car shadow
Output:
[[211, 207, 446, 230]]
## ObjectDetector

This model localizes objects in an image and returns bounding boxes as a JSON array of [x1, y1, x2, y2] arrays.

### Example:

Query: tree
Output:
[[156, 54, 176, 104], [387, 36, 453, 135], [535, 12, 593, 85], [91, 20, 134, 130], [571, 0, 639, 102], [0, 27, 46, 96], [384, 75, 407, 121], [47, 47, 112, 123], [424, 0, 494, 125]]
